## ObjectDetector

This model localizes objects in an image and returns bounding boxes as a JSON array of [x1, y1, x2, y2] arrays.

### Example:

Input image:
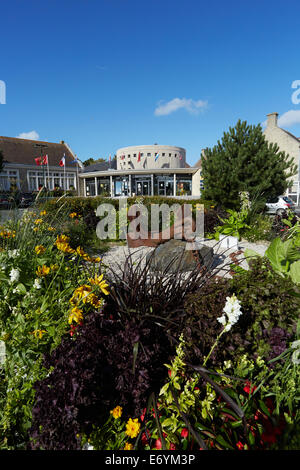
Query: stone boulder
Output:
[[146, 239, 214, 274]]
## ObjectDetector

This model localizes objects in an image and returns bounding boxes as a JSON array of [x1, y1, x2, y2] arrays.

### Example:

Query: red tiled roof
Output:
[[0, 136, 76, 166]]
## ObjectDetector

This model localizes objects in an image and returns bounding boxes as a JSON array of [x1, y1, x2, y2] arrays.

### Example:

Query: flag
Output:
[[138, 152, 141, 162], [155, 153, 160, 162], [35, 157, 42, 166], [70, 155, 84, 169], [43, 155, 48, 165], [59, 154, 65, 167]]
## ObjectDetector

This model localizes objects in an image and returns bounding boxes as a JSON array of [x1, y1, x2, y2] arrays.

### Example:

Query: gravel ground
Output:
[[100, 237, 270, 279]]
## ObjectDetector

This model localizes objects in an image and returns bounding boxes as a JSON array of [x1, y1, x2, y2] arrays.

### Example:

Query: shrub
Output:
[[183, 257, 299, 368], [242, 214, 274, 242], [29, 313, 173, 450], [0, 209, 105, 449]]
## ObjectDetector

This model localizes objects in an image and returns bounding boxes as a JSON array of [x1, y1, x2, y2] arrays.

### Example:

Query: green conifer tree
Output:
[[201, 120, 297, 209]]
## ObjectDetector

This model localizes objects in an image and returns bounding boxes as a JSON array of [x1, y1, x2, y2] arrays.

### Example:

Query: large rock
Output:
[[146, 239, 214, 273]]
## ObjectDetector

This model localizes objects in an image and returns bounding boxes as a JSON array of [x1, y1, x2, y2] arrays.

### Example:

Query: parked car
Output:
[[18, 192, 35, 208], [265, 195, 296, 215]]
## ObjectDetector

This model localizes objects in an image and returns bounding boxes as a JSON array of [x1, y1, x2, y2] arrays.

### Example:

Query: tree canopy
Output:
[[201, 120, 297, 209]]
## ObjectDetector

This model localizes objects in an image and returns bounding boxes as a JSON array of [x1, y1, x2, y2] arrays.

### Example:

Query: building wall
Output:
[[192, 168, 201, 196], [116, 145, 186, 171], [263, 112, 300, 181]]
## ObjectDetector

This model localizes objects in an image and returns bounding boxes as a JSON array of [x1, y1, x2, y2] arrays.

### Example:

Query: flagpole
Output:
[[46, 155, 50, 191], [64, 156, 66, 194]]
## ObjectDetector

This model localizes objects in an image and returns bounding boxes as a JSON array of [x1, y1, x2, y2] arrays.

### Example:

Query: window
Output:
[[133, 154, 136, 158], [147, 153, 151, 156], [169, 153, 171, 157], [162, 153, 165, 156]]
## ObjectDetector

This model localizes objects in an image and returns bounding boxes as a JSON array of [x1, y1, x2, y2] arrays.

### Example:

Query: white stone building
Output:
[[81, 144, 202, 198], [263, 112, 300, 203]]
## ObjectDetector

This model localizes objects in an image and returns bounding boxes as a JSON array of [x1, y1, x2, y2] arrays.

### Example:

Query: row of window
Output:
[[28, 171, 76, 191], [119, 153, 182, 159]]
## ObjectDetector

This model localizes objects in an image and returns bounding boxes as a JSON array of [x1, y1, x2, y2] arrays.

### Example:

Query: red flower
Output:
[[154, 439, 162, 450], [181, 428, 189, 439], [236, 441, 244, 450], [243, 380, 257, 394], [169, 443, 176, 450], [141, 432, 148, 446], [140, 408, 146, 422]]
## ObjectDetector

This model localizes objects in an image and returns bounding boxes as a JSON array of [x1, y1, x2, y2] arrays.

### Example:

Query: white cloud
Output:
[[278, 110, 300, 128], [154, 97, 208, 116], [16, 130, 40, 140]]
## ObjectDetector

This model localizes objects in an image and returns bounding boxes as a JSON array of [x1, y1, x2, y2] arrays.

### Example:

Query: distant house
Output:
[[263, 112, 300, 201], [0, 136, 81, 193]]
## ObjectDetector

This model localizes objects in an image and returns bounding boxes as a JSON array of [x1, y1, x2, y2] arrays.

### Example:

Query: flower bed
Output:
[[0, 205, 299, 450]]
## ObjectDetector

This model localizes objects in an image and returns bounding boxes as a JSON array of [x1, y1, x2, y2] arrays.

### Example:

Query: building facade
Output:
[[263, 112, 300, 202], [80, 145, 202, 198], [0, 136, 80, 193]]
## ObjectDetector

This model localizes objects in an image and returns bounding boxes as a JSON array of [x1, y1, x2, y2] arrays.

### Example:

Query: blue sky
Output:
[[1, 0, 300, 165]]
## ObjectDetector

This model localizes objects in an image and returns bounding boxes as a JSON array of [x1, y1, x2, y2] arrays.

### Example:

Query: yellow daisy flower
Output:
[[124, 443, 133, 450], [110, 406, 123, 419], [36, 265, 50, 277], [88, 274, 109, 296], [35, 245, 46, 255], [68, 307, 83, 324], [30, 329, 46, 339], [125, 418, 141, 439]]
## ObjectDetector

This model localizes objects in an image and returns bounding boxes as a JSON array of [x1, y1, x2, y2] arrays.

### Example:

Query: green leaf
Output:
[[244, 248, 261, 261], [16, 283, 26, 295], [290, 260, 300, 284], [215, 434, 234, 449], [265, 238, 286, 273]]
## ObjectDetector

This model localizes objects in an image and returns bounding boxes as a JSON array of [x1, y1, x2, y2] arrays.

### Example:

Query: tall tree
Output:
[[201, 120, 297, 208], [83, 157, 107, 167]]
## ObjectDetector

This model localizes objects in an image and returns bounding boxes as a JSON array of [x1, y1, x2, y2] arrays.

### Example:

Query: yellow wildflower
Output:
[[50, 263, 59, 271], [40, 210, 47, 216], [125, 418, 141, 439], [56, 242, 75, 254], [33, 227, 39, 232], [34, 218, 43, 225], [30, 329, 46, 339], [76, 246, 86, 257], [88, 274, 109, 296], [55, 234, 70, 244], [48, 226, 56, 232], [36, 265, 50, 277], [86, 293, 103, 308], [124, 443, 133, 450], [110, 406, 123, 419], [35, 245, 46, 255], [68, 307, 83, 324], [89, 256, 101, 263], [69, 212, 78, 218], [72, 284, 92, 304]]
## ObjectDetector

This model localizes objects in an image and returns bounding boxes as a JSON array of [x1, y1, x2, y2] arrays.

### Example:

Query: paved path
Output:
[[100, 238, 269, 279]]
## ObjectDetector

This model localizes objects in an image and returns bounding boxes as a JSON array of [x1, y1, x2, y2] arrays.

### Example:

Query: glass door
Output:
[[158, 180, 166, 196]]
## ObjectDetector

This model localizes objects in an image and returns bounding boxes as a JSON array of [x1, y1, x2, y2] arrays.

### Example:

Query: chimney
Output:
[[60, 140, 65, 144], [266, 112, 278, 128]]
